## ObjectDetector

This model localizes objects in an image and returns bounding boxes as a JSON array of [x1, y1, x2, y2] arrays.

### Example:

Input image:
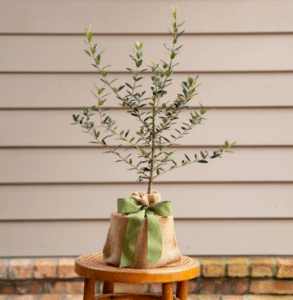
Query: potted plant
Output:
[[72, 6, 235, 268]]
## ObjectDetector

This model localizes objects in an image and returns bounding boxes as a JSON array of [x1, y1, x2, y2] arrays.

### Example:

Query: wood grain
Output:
[[75, 252, 199, 282]]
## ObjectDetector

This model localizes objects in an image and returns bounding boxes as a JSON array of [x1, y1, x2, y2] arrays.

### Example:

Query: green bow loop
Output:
[[150, 201, 173, 217], [117, 198, 173, 268], [117, 198, 141, 214]]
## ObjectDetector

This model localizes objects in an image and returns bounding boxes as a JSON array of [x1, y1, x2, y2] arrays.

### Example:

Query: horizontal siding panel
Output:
[[1, 183, 293, 220], [0, 219, 292, 256], [1, 73, 293, 108], [0, 148, 292, 183], [1, 35, 293, 72], [0, 109, 292, 146], [1, 0, 293, 34]]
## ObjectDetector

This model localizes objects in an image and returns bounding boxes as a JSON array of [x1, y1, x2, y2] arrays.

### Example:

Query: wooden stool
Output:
[[75, 253, 200, 300]]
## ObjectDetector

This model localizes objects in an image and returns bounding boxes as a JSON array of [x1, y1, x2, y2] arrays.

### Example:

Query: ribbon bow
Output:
[[117, 198, 173, 268]]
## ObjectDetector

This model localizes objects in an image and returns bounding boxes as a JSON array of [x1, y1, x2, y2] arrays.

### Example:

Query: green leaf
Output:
[[126, 68, 136, 74], [125, 129, 130, 137], [96, 131, 100, 138], [176, 30, 185, 38], [164, 44, 172, 51], [130, 137, 135, 142], [198, 160, 208, 163], [136, 60, 142, 68], [87, 31, 92, 43], [177, 21, 185, 27], [114, 145, 122, 151], [184, 154, 191, 161], [170, 52, 176, 59], [224, 141, 229, 149], [200, 151, 205, 159], [98, 88, 105, 95], [125, 83, 133, 89], [84, 50, 92, 58]]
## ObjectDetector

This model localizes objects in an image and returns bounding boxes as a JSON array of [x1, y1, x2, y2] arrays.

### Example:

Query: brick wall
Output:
[[1, 256, 293, 300]]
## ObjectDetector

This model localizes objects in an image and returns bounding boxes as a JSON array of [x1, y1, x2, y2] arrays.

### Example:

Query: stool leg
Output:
[[176, 281, 188, 300], [162, 282, 173, 300], [103, 281, 114, 294], [83, 278, 95, 300]]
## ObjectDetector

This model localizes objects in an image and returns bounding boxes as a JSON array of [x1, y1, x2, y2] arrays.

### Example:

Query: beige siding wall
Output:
[[0, 0, 292, 257]]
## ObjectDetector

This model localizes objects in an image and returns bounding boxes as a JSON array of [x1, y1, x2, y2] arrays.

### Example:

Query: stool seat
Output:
[[75, 252, 200, 300]]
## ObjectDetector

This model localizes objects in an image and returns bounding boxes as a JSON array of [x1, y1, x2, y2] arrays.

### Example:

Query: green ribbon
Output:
[[117, 198, 173, 268]]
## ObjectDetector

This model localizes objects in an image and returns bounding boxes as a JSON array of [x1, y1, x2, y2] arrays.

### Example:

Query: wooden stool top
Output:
[[75, 252, 200, 283]]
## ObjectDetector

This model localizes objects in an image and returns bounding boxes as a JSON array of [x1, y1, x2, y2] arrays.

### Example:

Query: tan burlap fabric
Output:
[[103, 191, 181, 268]]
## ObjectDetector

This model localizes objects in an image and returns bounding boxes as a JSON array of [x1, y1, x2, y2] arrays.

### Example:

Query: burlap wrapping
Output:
[[103, 191, 181, 268]]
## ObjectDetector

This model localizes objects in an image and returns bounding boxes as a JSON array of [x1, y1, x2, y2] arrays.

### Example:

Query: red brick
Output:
[[276, 258, 293, 278], [197, 295, 221, 300], [13, 296, 35, 300], [247, 296, 293, 300], [58, 259, 79, 278], [9, 259, 32, 279], [66, 295, 83, 300], [215, 279, 234, 294], [250, 258, 275, 278], [226, 258, 249, 277], [29, 282, 43, 294], [15, 282, 30, 294], [250, 280, 293, 294], [1, 282, 15, 294], [235, 280, 248, 294], [222, 296, 244, 300], [149, 281, 197, 294], [49, 281, 84, 294], [50, 282, 68, 294], [100, 282, 148, 294], [39, 295, 62, 300], [0, 260, 6, 279], [67, 282, 84, 294], [187, 295, 198, 300], [199, 281, 217, 294], [34, 259, 56, 279], [202, 258, 225, 278], [0, 296, 7, 300], [15, 280, 42, 294]]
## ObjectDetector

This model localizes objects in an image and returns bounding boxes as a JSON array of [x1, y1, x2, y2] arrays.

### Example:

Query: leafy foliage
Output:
[[72, 6, 236, 193]]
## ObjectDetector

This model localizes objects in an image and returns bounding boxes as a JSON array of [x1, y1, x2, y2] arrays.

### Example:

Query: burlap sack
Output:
[[103, 191, 181, 268]]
